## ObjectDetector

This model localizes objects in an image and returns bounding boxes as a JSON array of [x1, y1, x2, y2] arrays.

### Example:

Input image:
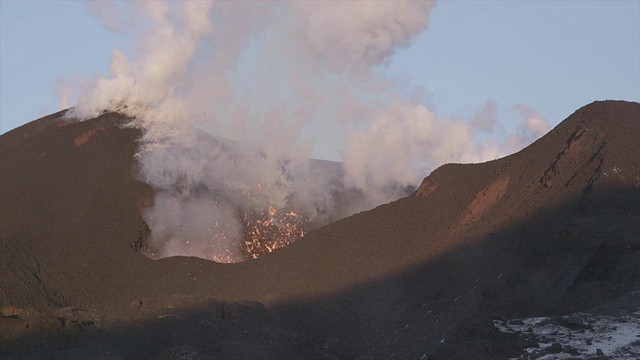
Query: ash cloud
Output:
[[504, 103, 551, 153], [64, 1, 549, 262]]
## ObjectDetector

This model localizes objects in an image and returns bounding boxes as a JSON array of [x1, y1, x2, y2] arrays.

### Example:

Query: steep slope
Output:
[[0, 111, 152, 310], [1, 101, 638, 359]]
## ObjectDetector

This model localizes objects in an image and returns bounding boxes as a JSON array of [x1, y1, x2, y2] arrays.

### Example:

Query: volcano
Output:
[[1, 100, 639, 359]]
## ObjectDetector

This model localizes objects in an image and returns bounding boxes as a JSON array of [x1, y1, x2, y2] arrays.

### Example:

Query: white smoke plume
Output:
[[56, 78, 73, 111], [504, 103, 551, 153], [343, 101, 505, 199], [64, 1, 548, 262]]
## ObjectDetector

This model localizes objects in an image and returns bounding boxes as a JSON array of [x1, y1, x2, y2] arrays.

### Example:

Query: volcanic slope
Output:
[[1, 100, 639, 359]]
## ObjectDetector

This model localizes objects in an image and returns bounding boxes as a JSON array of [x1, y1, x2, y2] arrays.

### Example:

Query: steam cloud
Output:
[[63, 1, 549, 262]]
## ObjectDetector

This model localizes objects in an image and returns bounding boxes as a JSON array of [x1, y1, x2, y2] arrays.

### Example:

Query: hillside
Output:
[[1, 101, 639, 359]]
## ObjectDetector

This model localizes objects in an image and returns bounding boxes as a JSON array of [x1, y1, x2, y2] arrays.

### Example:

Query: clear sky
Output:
[[1, 0, 639, 135]]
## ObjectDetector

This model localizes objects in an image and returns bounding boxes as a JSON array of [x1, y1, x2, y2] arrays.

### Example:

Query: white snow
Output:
[[494, 310, 640, 359]]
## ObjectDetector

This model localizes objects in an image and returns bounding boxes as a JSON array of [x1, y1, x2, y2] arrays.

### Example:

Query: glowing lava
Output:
[[242, 205, 309, 259], [140, 183, 313, 263]]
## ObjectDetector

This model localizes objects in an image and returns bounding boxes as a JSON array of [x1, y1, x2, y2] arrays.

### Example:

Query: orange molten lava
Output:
[[242, 205, 309, 259]]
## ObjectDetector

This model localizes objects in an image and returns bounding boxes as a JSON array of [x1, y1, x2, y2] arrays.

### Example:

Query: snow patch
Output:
[[494, 310, 640, 359]]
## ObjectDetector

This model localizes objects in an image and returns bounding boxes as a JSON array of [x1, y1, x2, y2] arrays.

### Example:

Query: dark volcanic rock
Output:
[[1, 101, 639, 359]]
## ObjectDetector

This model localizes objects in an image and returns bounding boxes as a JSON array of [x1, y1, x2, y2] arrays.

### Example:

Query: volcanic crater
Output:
[[1, 100, 639, 359]]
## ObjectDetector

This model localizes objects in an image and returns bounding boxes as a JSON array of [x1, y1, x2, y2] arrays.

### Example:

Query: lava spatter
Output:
[[242, 205, 310, 259]]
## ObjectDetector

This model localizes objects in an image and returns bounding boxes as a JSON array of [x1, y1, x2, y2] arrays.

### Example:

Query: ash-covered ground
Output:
[[1, 101, 639, 359]]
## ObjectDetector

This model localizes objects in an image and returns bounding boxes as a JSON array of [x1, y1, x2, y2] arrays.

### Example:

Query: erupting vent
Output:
[[139, 197, 312, 263], [242, 206, 310, 259]]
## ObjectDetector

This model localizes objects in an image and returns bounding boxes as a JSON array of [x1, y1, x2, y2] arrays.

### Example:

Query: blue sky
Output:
[[1, 0, 639, 135]]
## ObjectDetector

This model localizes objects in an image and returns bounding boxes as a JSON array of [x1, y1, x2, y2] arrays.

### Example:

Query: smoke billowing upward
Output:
[[63, 1, 549, 262]]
